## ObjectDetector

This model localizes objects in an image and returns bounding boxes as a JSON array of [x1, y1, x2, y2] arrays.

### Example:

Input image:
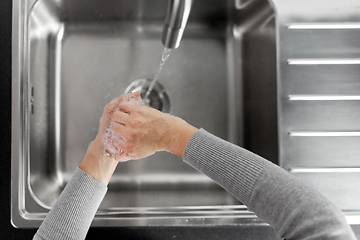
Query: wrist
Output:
[[79, 138, 118, 186], [161, 116, 197, 158]]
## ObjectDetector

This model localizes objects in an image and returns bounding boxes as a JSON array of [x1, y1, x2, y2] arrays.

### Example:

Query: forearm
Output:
[[33, 140, 112, 240], [33, 168, 107, 240], [249, 162, 356, 240], [182, 129, 357, 240]]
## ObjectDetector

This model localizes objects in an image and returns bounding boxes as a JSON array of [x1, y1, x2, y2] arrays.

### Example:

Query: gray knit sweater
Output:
[[33, 129, 357, 240]]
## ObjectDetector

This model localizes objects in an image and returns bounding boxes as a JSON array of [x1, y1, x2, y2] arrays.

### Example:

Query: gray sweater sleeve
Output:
[[183, 129, 357, 240], [33, 168, 107, 240]]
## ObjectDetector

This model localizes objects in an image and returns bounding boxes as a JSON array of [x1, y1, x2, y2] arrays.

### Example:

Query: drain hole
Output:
[[124, 78, 170, 113], [141, 90, 163, 111]]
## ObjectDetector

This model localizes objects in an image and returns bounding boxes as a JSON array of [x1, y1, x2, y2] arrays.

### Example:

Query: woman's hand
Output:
[[96, 91, 197, 161], [79, 93, 142, 185], [80, 92, 198, 184], [107, 98, 173, 160]]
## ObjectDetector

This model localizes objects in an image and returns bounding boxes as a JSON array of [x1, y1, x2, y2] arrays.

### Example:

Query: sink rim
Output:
[[11, 0, 360, 228]]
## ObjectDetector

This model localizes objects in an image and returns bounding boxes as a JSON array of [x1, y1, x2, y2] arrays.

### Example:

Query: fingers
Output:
[[119, 101, 142, 114], [112, 111, 129, 125], [99, 92, 141, 129], [104, 92, 141, 114], [111, 121, 125, 135], [131, 91, 141, 99], [118, 91, 141, 106], [99, 91, 143, 161], [117, 91, 141, 104]]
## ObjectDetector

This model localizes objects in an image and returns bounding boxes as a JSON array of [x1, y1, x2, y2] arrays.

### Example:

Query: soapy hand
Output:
[[95, 92, 174, 162], [80, 92, 197, 184]]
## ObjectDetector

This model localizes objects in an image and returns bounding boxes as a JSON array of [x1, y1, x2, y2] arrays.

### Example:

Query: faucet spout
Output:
[[162, 0, 193, 49]]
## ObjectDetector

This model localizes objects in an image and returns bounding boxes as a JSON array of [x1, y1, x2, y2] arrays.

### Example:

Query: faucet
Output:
[[162, 0, 193, 49]]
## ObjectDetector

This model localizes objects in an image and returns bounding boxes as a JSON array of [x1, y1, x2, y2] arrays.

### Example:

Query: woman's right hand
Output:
[[95, 92, 198, 162]]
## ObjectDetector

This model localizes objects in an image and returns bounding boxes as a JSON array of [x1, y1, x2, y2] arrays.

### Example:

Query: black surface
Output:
[[1, 0, 360, 239]]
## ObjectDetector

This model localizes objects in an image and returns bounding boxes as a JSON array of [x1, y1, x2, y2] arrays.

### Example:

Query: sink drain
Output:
[[124, 78, 171, 113]]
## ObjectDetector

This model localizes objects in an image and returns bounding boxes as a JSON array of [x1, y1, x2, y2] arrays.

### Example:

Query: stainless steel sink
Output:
[[12, 0, 360, 228]]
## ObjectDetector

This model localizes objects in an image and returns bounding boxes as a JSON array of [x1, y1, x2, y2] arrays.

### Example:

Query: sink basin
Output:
[[13, 0, 360, 228], [12, 0, 277, 227]]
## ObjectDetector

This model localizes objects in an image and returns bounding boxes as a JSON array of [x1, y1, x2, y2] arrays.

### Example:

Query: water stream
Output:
[[143, 47, 172, 104]]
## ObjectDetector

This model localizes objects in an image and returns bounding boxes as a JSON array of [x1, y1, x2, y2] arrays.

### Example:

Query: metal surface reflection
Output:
[[11, 0, 360, 229]]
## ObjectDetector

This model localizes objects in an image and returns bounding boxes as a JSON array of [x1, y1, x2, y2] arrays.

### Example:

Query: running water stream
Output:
[[143, 47, 172, 104]]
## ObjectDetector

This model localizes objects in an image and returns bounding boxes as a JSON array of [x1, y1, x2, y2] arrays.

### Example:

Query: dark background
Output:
[[1, 0, 359, 239]]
